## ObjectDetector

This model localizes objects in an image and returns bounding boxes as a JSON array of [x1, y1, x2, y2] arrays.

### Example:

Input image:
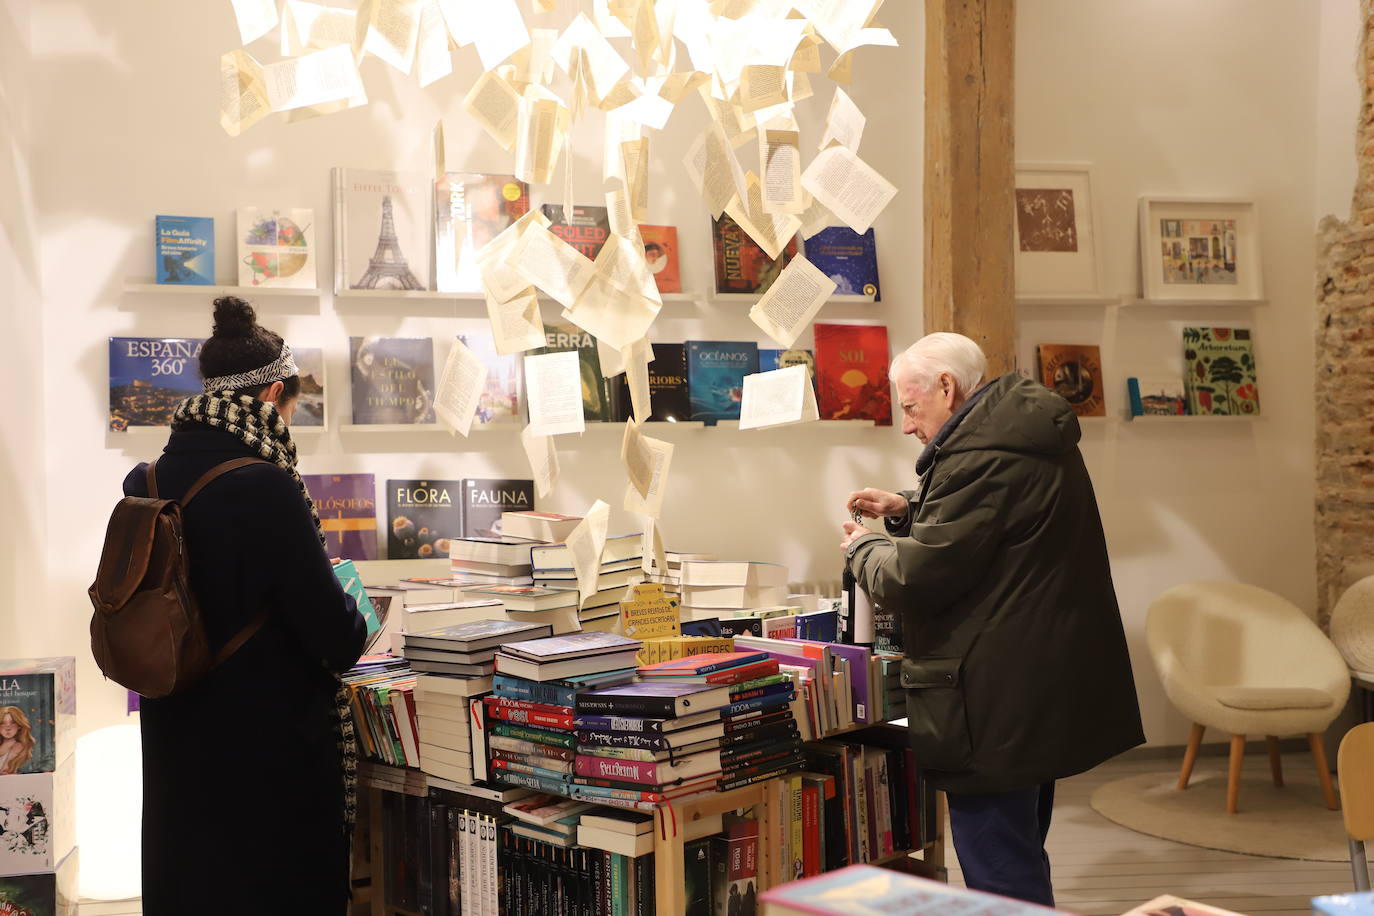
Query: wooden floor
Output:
[[946, 753, 1356, 916]]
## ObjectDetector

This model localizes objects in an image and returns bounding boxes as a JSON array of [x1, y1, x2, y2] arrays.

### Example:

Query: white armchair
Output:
[[1146, 581, 1349, 813]]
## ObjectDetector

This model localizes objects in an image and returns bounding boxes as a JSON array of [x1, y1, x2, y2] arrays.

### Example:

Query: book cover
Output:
[[456, 334, 522, 427], [0, 659, 75, 776], [1037, 343, 1106, 418], [502, 632, 640, 662], [575, 682, 730, 718], [236, 207, 315, 288], [435, 172, 529, 293], [333, 559, 382, 638], [813, 324, 893, 425], [333, 168, 431, 292], [640, 225, 681, 294], [0, 761, 74, 875], [0, 848, 77, 916], [539, 204, 611, 260], [1183, 327, 1260, 416], [639, 652, 770, 677], [711, 212, 797, 294], [608, 342, 691, 423], [804, 227, 880, 301], [107, 337, 204, 431], [155, 215, 214, 285], [537, 322, 612, 422], [290, 346, 326, 427], [302, 473, 378, 560], [684, 838, 715, 916], [687, 341, 759, 424], [1127, 377, 1187, 417], [349, 337, 436, 424], [386, 479, 462, 560], [758, 349, 818, 395], [461, 479, 536, 539]]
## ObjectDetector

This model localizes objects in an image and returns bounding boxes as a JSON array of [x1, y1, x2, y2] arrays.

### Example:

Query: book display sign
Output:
[[108, 337, 205, 431]]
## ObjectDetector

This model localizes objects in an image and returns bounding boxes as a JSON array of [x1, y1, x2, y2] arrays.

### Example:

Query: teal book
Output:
[[333, 559, 381, 639], [687, 341, 759, 425], [155, 215, 214, 284]]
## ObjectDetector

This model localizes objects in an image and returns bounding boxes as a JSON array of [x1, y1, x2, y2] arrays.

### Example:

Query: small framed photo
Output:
[[1014, 162, 1105, 299], [1138, 197, 1263, 301]]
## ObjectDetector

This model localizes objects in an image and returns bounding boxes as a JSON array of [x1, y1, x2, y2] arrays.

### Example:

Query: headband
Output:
[[203, 342, 299, 393]]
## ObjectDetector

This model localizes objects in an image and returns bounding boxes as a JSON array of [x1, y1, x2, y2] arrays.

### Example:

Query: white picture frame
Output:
[[1013, 162, 1105, 301], [1138, 197, 1263, 302]]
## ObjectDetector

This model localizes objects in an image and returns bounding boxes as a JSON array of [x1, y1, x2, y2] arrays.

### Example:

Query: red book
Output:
[[813, 323, 893, 426], [638, 651, 772, 677], [639, 658, 780, 686], [801, 783, 821, 877], [640, 225, 681, 294], [483, 697, 573, 729], [485, 696, 574, 717]]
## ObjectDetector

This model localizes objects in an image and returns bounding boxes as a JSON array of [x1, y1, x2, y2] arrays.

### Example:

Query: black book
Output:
[[684, 837, 714, 916], [722, 736, 804, 769], [415, 796, 433, 914], [540, 204, 610, 260], [608, 342, 691, 423], [633, 851, 655, 916], [717, 753, 806, 791], [461, 478, 535, 539], [720, 718, 799, 748], [446, 807, 462, 915], [387, 479, 462, 559], [574, 682, 731, 718], [593, 849, 607, 916], [537, 322, 613, 422], [718, 616, 766, 639]]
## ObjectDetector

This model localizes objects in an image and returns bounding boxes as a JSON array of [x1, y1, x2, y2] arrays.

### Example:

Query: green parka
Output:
[[847, 373, 1144, 794]]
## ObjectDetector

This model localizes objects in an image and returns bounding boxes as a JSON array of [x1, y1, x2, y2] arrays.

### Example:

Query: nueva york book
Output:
[[108, 337, 205, 431], [687, 341, 759, 425], [302, 473, 378, 561], [435, 172, 529, 293], [804, 227, 880, 301], [813, 324, 892, 426], [387, 479, 462, 560], [349, 336, 436, 424], [1183, 327, 1260, 416], [155, 215, 214, 285], [712, 212, 798, 294]]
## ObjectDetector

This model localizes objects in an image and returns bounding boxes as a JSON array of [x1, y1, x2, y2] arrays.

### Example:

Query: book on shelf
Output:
[[536, 321, 614, 422], [1127, 376, 1188, 417], [461, 478, 535, 538], [759, 347, 819, 393], [712, 211, 798, 294], [288, 346, 326, 427], [500, 511, 582, 543], [455, 334, 523, 428], [540, 204, 611, 260], [813, 323, 893, 425], [332, 168, 431, 292], [0, 657, 75, 775], [1183, 327, 1260, 416], [155, 214, 214, 285], [107, 337, 205, 431], [350, 336, 437, 425], [236, 207, 315, 288], [386, 479, 462, 560], [803, 226, 880, 301], [687, 341, 760, 424], [0, 848, 77, 916], [302, 473, 377, 560], [434, 172, 529, 293], [1037, 343, 1106, 418], [712, 817, 760, 916], [640, 224, 681, 293]]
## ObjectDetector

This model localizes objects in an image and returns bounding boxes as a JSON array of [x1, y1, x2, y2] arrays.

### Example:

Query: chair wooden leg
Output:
[[1227, 734, 1245, 813], [1178, 723, 1205, 789], [1352, 839, 1371, 893], [1309, 732, 1340, 811], [1266, 736, 1284, 787]]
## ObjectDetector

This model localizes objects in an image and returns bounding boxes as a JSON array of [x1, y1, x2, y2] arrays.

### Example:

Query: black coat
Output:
[[122, 423, 367, 915], [847, 374, 1144, 794]]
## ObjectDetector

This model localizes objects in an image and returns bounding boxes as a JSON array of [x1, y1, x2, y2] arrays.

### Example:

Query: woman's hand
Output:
[[846, 488, 907, 519]]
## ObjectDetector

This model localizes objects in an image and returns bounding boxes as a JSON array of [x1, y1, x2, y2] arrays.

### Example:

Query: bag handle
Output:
[[211, 609, 270, 669]]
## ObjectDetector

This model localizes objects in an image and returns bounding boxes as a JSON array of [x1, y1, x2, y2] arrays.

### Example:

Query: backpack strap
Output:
[[146, 459, 160, 499], [211, 608, 271, 668], [182, 457, 268, 505]]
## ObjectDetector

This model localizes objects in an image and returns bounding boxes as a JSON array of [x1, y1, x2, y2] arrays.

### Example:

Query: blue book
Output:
[[494, 668, 637, 707], [332, 560, 381, 638], [723, 688, 794, 718], [796, 609, 838, 643], [804, 227, 880, 301], [759, 348, 819, 393], [681, 618, 722, 638], [687, 341, 759, 424], [108, 337, 206, 431], [155, 215, 215, 284]]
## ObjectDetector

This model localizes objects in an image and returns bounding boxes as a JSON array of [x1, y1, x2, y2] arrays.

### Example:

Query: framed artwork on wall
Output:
[[1137, 197, 1263, 302], [1013, 162, 1106, 301]]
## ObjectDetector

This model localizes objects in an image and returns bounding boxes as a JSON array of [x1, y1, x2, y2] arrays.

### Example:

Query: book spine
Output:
[[490, 735, 577, 761], [565, 782, 667, 803], [575, 754, 686, 783], [488, 696, 575, 716], [716, 755, 806, 792], [722, 688, 794, 718], [726, 680, 793, 704], [492, 770, 569, 794], [633, 852, 654, 916], [447, 807, 461, 916], [801, 783, 820, 877], [491, 753, 575, 775], [876, 751, 894, 856], [572, 697, 674, 718], [492, 760, 573, 782], [494, 675, 576, 707], [723, 736, 802, 769], [789, 774, 803, 879], [720, 718, 798, 746], [1127, 377, 1144, 417], [574, 730, 673, 750], [427, 800, 446, 916], [600, 851, 613, 916], [493, 722, 577, 749], [572, 713, 671, 733], [499, 826, 514, 916], [487, 705, 575, 729]]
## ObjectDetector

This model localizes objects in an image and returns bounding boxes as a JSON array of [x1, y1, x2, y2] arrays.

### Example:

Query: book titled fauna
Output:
[[687, 341, 759, 425], [302, 473, 378, 561], [349, 337, 436, 425], [712, 212, 798, 295], [461, 478, 535, 539], [1183, 327, 1260, 416], [332, 168, 431, 293], [1036, 343, 1106, 418], [0, 658, 75, 776], [154, 215, 214, 285], [235, 207, 315, 288], [813, 323, 893, 426], [386, 479, 462, 560], [107, 337, 205, 431], [434, 172, 529, 293]]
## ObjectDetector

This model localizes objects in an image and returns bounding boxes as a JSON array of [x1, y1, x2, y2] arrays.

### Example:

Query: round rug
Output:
[[1089, 768, 1347, 861]]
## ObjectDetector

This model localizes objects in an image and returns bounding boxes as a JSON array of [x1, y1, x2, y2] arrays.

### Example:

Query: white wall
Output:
[[1316, 0, 1362, 221], [1016, 0, 1325, 746]]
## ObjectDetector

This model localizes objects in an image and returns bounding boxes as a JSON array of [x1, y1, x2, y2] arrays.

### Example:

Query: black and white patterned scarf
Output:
[[172, 392, 359, 836]]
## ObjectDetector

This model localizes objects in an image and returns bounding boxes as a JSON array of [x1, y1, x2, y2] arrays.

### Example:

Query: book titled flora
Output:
[[332, 168, 431, 292], [0, 658, 74, 776], [712, 212, 797, 294], [461, 478, 535, 539], [640, 225, 681, 294], [540, 204, 611, 260], [687, 341, 759, 425], [291, 346, 325, 427], [456, 334, 521, 426], [435, 173, 529, 293], [813, 323, 893, 425], [236, 208, 315, 288], [804, 226, 880, 301], [348, 337, 436, 425], [107, 337, 205, 431], [155, 215, 214, 285], [1184, 327, 1260, 416], [302, 473, 378, 561], [386, 479, 462, 560], [1036, 343, 1106, 418]]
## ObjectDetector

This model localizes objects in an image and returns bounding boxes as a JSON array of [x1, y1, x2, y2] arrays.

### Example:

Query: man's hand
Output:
[[840, 520, 870, 551], [847, 488, 907, 519]]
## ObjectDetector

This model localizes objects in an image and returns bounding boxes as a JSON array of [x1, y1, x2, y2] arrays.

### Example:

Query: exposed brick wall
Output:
[[1315, 0, 1374, 626]]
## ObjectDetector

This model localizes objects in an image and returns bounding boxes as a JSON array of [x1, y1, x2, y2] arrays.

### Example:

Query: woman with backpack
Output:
[[120, 297, 367, 914]]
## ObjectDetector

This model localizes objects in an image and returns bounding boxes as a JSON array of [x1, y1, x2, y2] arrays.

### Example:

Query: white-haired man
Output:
[[841, 332, 1143, 907]]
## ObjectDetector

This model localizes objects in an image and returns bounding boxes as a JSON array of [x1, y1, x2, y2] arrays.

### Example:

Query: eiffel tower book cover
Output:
[[349, 336, 437, 425], [332, 168, 432, 293], [154, 215, 214, 285]]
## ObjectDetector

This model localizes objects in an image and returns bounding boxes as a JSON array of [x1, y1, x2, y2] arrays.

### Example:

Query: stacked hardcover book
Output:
[[449, 535, 539, 587], [532, 534, 645, 631], [678, 561, 790, 623]]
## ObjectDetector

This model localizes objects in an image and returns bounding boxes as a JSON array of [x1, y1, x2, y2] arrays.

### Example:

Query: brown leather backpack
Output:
[[89, 457, 270, 699]]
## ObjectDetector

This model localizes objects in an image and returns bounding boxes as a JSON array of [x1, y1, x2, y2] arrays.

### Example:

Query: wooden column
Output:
[[924, 0, 1017, 377]]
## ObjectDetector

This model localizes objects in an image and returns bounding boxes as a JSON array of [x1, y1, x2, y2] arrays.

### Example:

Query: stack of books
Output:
[[533, 534, 645, 630], [571, 651, 805, 808], [501, 818, 658, 914], [459, 584, 581, 635], [732, 634, 890, 736], [487, 633, 644, 795], [502, 793, 595, 849], [500, 510, 582, 543], [448, 535, 539, 586], [635, 634, 735, 666], [678, 561, 790, 623], [345, 654, 422, 768]]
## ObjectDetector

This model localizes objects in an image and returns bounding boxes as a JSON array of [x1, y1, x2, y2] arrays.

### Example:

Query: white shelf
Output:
[[339, 422, 515, 433], [1124, 413, 1263, 422], [1016, 294, 1122, 306], [1122, 297, 1266, 307], [124, 280, 322, 298], [709, 293, 878, 304], [334, 289, 482, 300]]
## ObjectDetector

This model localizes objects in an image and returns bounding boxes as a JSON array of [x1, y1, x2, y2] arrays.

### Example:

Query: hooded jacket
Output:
[[847, 373, 1144, 794]]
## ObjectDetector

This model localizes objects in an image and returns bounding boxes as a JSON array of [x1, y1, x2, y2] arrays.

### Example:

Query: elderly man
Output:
[[842, 332, 1143, 907]]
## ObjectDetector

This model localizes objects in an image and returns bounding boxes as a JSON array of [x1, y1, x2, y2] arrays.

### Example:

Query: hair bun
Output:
[[212, 296, 258, 338]]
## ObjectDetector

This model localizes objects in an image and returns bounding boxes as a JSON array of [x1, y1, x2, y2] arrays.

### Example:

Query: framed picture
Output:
[[1013, 162, 1105, 300], [1138, 197, 1263, 301]]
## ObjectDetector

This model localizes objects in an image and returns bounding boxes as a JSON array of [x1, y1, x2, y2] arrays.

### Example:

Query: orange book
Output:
[[640, 225, 681, 293], [1036, 343, 1106, 417]]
